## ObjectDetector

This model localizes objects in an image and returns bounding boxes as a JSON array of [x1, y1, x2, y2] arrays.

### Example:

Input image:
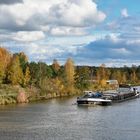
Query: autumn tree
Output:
[[131, 65, 138, 84], [7, 55, 24, 85], [40, 77, 64, 96], [23, 66, 31, 86], [136, 66, 140, 83], [97, 64, 106, 81], [96, 64, 108, 87], [122, 72, 127, 84], [64, 58, 75, 93], [14, 52, 28, 73], [0, 47, 11, 84]]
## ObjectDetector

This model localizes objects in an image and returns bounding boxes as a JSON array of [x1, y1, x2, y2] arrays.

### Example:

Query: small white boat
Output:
[[77, 91, 112, 106]]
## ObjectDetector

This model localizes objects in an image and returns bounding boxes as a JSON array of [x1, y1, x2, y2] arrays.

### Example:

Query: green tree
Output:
[[29, 62, 53, 86], [52, 59, 60, 76], [29, 62, 40, 85], [14, 52, 28, 73], [75, 66, 90, 90]]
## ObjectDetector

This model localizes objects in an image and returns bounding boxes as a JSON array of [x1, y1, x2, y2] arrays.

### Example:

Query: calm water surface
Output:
[[0, 89, 140, 140]]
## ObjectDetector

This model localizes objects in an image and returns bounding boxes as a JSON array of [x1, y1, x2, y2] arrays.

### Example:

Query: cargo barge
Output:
[[102, 85, 139, 103], [77, 85, 139, 106]]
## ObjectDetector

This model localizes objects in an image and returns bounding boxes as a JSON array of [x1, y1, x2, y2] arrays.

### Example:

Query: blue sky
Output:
[[0, 0, 140, 67]]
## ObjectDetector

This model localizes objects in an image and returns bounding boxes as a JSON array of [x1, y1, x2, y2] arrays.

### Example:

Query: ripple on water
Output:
[[0, 95, 140, 140]]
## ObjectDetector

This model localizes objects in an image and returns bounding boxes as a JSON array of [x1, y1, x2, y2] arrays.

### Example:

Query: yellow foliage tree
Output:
[[0, 47, 11, 83], [97, 64, 108, 84], [100, 79, 107, 88], [7, 56, 24, 85], [64, 58, 75, 93], [131, 66, 138, 83], [52, 78, 64, 96], [122, 72, 127, 84], [23, 66, 31, 86]]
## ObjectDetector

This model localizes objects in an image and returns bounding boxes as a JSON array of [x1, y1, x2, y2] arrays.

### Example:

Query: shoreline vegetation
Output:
[[0, 47, 140, 105]]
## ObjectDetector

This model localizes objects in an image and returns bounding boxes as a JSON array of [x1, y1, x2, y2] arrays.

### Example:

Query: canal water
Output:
[[0, 90, 140, 140]]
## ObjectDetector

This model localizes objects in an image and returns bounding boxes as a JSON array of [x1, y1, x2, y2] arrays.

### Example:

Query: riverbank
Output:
[[0, 84, 81, 105], [0, 84, 139, 105]]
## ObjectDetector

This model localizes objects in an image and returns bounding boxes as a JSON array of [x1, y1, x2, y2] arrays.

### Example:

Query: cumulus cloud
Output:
[[2, 32, 140, 66], [0, 0, 106, 34], [47, 0, 106, 27], [22, 34, 140, 66], [20, 42, 77, 63], [49, 27, 87, 36], [121, 8, 129, 18], [0, 31, 45, 43], [0, 0, 106, 63], [1, 0, 140, 66], [12, 31, 45, 42]]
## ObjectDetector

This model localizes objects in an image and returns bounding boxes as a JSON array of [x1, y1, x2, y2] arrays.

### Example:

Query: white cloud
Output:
[[13, 31, 45, 42], [0, 3, 34, 26], [121, 8, 129, 18], [24, 43, 66, 62], [2, 0, 140, 66], [46, 35, 96, 46], [47, 0, 106, 27], [105, 33, 120, 43], [0, 0, 106, 35], [126, 40, 140, 45], [112, 48, 131, 55], [49, 27, 87, 36]]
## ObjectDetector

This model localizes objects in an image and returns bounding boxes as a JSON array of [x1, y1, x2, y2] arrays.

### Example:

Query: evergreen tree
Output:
[[52, 59, 60, 74], [75, 66, 90, 90]]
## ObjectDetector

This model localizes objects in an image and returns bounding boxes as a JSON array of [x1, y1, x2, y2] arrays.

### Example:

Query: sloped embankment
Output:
[[0, 84, 27, 105]]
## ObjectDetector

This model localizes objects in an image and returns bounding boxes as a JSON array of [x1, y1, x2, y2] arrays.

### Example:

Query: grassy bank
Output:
[[0, 84, 19, 105], [1, 83, 139, 105], [0, 84, 80, 105]]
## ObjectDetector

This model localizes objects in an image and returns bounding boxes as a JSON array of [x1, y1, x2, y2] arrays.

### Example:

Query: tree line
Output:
[[0, 47, 140, 96]]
